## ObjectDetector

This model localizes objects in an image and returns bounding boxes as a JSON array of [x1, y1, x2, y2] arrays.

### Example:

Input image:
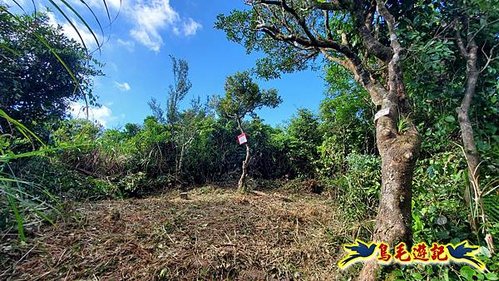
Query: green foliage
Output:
[[50, 117, 173, 195], [166, 57, 192, 125], [388, 252, 499, 281], [0, 8, 102, 138], [12, 156, 116, 200], [484, 195, 499, 227], [213, 71, 282, 191], [244, 118, 286, 179], [390, 262, 499, 281], [215, 71, 282, 121], [0, 111, 60, 242], [215, 9, 310, 79], [283, 109, 321, 178], [398, 1, 499, 256], [460, 264, 499, 281], [328, 153, 381, 222], [318, 64, 375, 177], [149, 56, 192, 125], [1, 6, 498, 281], [117, 172, 147, 196], [403, 149, 498, 279], [52, 118, 102, 145], [0, 1, 120, 242], [412, 151, 470, 243], [400, 0, 499, 164]]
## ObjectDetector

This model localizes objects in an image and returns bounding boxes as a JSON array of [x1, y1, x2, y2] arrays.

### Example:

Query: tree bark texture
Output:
[[455, 29, 481, 228], [357, 2, 421, 280]]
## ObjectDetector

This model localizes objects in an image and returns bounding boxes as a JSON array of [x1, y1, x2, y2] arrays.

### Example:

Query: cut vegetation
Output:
[[1, 186, 357, 280]]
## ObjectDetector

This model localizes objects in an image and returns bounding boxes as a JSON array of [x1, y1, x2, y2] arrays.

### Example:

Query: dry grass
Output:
[[1, 186, 358, 280]]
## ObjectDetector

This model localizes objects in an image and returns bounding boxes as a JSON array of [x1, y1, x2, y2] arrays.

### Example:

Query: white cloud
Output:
[[117, 38, 135, 52], [45, 0, 202, 52], [129, 0, 179, 52], [123, 0, 202, 52], [115, 81, 131, 91], [69, 102, 117, 127], [181, 18, 202, 36]]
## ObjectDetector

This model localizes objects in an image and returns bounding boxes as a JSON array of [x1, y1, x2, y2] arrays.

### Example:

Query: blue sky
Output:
[[13, 0, 328, 128]]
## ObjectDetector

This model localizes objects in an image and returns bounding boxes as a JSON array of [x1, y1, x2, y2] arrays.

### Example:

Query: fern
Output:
[[483, 195, 499, 224]]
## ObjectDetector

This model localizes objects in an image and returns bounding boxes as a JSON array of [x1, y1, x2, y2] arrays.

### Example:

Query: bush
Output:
[[12, 156, 116, 200], [117, 172, 147, 197], [327, 153, 381, 222], [411, 150, 470, 243]]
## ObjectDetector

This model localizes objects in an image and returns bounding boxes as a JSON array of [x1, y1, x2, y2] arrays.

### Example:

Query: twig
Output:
[[0, 226, 15, 240], [54, 248, 68, 267], [12, 243, 37, 274]]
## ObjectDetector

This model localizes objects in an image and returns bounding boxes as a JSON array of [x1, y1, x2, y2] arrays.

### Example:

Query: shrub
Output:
[[328, 153, 381, 222]]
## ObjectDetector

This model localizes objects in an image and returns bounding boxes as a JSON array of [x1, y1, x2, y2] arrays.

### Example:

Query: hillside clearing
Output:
[[1, 187, 359, 280]]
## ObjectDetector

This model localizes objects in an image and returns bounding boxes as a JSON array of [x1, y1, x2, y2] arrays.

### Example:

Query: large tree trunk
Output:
[[359, 122, 420, 281], [357, 3, 421, 279], [357, 97, 420, 281]]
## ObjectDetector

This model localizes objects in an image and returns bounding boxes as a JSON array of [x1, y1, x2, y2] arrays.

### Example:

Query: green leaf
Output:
[[444, 115, 455, 123], [413, 272, 424, 280], [486, 273, 499, 281], [460, 266, 476, 281], [6, 191, 26, 242]]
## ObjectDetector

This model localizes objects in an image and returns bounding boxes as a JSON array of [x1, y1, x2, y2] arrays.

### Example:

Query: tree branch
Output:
[[308, 0, 351, 11], [352, 0, 393, 62], [254, 0, 386, 105], [480, 43, 498, 73], [455, 28, 469, 59], [323, 10, 333, 39]]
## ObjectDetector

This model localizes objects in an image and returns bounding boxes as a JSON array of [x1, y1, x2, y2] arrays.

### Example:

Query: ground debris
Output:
[[1, 187, 349, 280]]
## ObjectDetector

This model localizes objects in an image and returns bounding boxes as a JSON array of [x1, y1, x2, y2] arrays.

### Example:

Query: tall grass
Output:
[[0, 109, 58, 241]]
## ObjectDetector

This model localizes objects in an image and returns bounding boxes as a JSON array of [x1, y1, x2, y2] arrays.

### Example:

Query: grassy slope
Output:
[[1, 186, 357, 280]]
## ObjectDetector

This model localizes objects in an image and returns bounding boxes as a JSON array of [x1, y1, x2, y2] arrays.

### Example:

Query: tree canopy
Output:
[[0, 8, 102, 137], [216, 71, 281, 122]]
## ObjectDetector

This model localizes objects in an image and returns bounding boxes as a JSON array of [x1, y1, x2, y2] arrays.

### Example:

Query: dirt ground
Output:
[[1, 186, 358, 280]]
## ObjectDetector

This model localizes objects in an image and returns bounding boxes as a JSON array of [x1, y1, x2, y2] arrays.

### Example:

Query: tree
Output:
[[398, 0, 498, 249], [448, 1, 499, 239], [215, 71, 281, 192], [174, 98, 210, 189], [148, 56, 206, 192], [216, 1, 422, 279], [0, 8, 102, 138], [286, 108, 321, 178], [148, 56, 192, 126]]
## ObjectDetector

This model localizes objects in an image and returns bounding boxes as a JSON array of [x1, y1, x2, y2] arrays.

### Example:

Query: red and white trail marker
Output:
[[237, 133, 248, 145]]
